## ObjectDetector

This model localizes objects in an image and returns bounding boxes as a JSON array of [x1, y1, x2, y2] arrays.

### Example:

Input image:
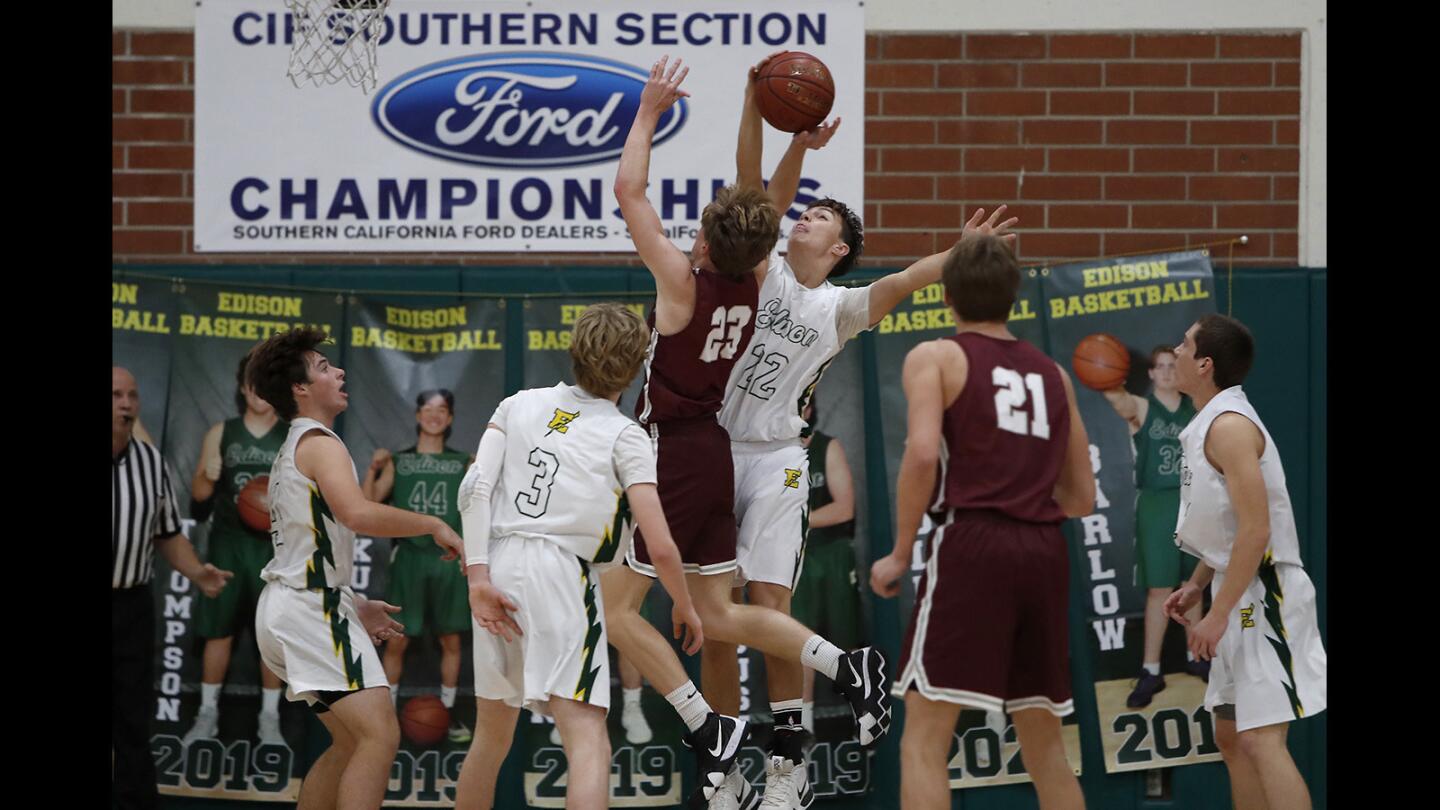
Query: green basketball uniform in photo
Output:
[[196, 417, 287, 639], [790, 432, 861, 649], [1134, 393, 1197, 590], [387, 446, 471, 637]]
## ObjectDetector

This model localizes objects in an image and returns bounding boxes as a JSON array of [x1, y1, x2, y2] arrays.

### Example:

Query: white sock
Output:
[[623, 687, 642, 709], [389, 683, 399, 707], [441, 686, 457, 709], [1143, 662, 1161, 676], [261, 688, 281, 715], [800, 701, 814, 733], [771, 699, 804, 730], [664, 681, 712, 733], [801, 635, 844, 680], [201, 683, 221, 711]]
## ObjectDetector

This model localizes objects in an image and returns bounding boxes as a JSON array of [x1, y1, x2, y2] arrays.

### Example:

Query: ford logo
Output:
[[372, 52, 687, 169]]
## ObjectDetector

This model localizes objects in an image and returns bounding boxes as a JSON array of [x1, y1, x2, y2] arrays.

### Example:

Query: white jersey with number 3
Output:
[[485, 384, 656, 568], [719, 257, 872, 441]]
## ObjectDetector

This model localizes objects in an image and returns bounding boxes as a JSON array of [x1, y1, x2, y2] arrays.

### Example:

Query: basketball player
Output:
[[607, 56, 891, 810], [1163, 314, 1326, 810], [871, 235, 1096, 810], [1100, 348, 1207, 708], [451, 304, 717, 810], [708, 62, 1019, 809], [246, 327, 465, 810], [361, 389, 474, 743], [184, 352, 289, 746]]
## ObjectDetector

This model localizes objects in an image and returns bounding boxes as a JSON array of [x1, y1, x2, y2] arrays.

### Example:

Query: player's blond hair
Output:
[[701, 185, 780, 278], [570, 303, 649, 399]]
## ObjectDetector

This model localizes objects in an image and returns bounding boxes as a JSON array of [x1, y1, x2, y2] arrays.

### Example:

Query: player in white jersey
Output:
[[1164, 314, 1326, 810], [453, 304, 741, 810], [703, 79, 1023, 808], [245, 327, 466, 810]]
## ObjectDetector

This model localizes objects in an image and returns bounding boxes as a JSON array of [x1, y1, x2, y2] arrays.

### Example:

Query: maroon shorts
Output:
[[894, 509, 1074, 716], [625, 417, 738, 577]]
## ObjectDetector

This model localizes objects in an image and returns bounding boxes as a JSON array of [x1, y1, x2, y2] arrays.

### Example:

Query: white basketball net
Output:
[[284, 0, 392, 93]]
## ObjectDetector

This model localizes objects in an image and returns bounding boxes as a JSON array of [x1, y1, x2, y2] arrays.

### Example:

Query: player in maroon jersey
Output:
[[871, 234, 1097, 810]]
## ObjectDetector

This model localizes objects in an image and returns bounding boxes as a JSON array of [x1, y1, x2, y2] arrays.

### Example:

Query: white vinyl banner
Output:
[[194, 0, 866, 253]]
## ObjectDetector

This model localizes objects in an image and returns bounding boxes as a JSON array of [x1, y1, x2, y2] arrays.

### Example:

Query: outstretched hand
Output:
[[357, 598, 404, 646], [640, 55, 691, 117], [793, 117, 842, 150], [961, 205, 1019, 247], [470, 581, 524, 643]]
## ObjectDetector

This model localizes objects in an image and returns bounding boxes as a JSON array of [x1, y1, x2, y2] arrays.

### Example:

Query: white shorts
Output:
[[1206, 561, 1327, 732], [472, 535, 611, 718], [255, 582, 387, 706], [732, 440, 810, 590]]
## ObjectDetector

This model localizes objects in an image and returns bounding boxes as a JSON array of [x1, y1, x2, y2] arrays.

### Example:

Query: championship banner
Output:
[[1039, 251, 1220, 774], [340, 297, 507, 806], [869, 272, 1085, 788], [152, 284, 342, 802], [113, 277, 177, 449], [194, 0, 866, 253]]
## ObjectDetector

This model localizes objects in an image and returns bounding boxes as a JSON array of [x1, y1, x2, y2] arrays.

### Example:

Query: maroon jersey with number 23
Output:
[[636, 268, 759, 426]]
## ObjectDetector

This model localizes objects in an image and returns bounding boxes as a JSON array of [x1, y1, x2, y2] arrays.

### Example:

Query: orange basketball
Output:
[[400, 695, 450, 747], [754, 51, 835, 133], [237, 475, 271, 533], [1072, 334, 1131, 391]]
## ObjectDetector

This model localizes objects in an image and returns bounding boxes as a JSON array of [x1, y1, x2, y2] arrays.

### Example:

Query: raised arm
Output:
[[1101, 387, 1147, 434], [865, 206, 1019, 328], [190, 422, 224, 505], [614, 55, 695, 332]]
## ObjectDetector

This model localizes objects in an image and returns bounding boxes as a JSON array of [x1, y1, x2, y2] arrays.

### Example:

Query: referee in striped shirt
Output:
[[113, 367, 233, 810]]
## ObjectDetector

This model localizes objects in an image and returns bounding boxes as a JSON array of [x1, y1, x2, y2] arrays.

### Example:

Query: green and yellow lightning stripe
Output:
[[593, 489, 630, 565], [1257, 552, 1303, 719], [573, 560, 603, 702]]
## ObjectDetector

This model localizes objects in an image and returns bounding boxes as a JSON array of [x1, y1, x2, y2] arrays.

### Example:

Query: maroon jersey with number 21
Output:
[[939, 332, 1070, 524]]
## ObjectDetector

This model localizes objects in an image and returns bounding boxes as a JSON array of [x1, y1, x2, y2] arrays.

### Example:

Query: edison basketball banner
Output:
[[1040, 250, 1221, 774], [193, 0, 865, 253]]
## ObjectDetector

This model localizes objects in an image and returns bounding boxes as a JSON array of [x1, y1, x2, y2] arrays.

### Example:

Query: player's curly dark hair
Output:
[[805, 198, 865, 278], [246, 327, 331, 421], [415, 388, 456, 440], [1193, 314, 1254, 389]]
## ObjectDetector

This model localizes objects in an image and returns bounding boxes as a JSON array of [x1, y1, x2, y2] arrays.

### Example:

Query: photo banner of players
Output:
[[1039, 250, 1220, 774], [193, 0, 864, 252], [112, 276, 177, 448], [152, 283, 343, 802], [516, 295, 690, 807], [869, 272, 1086, 789], [341, 296, 507, 806]]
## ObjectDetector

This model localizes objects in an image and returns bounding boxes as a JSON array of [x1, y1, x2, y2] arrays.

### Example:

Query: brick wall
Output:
[[112, 30, 1301, 268]]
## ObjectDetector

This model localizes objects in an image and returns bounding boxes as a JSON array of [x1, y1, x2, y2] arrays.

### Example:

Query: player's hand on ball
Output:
[[672, 604, 704, 655], [793, 117, 841, 150], [1188, 611, 1226, 661], [747, 50, 788, 91], [640, 55, 690, 116], [869, 553, 908, 599], [1164, 583, 1201, 625], [358, 598, 404, 645], [369, 448, 391, 472], [961, 205, 1019, 248], [195, 563, 234, 598], [469, 583, 523, 643]]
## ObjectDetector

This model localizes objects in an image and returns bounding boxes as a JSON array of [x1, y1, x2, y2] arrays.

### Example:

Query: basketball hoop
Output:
[[284, 0, 392, 93]]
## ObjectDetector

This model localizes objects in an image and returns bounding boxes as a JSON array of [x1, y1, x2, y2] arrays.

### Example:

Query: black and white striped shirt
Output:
[[112, 437, 182, 589]]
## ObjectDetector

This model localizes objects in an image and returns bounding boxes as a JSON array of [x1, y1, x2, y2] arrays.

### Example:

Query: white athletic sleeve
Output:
[[459, 425, 506, 566], [612, 424, 658, 490], [834, 284, 874, 342]]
